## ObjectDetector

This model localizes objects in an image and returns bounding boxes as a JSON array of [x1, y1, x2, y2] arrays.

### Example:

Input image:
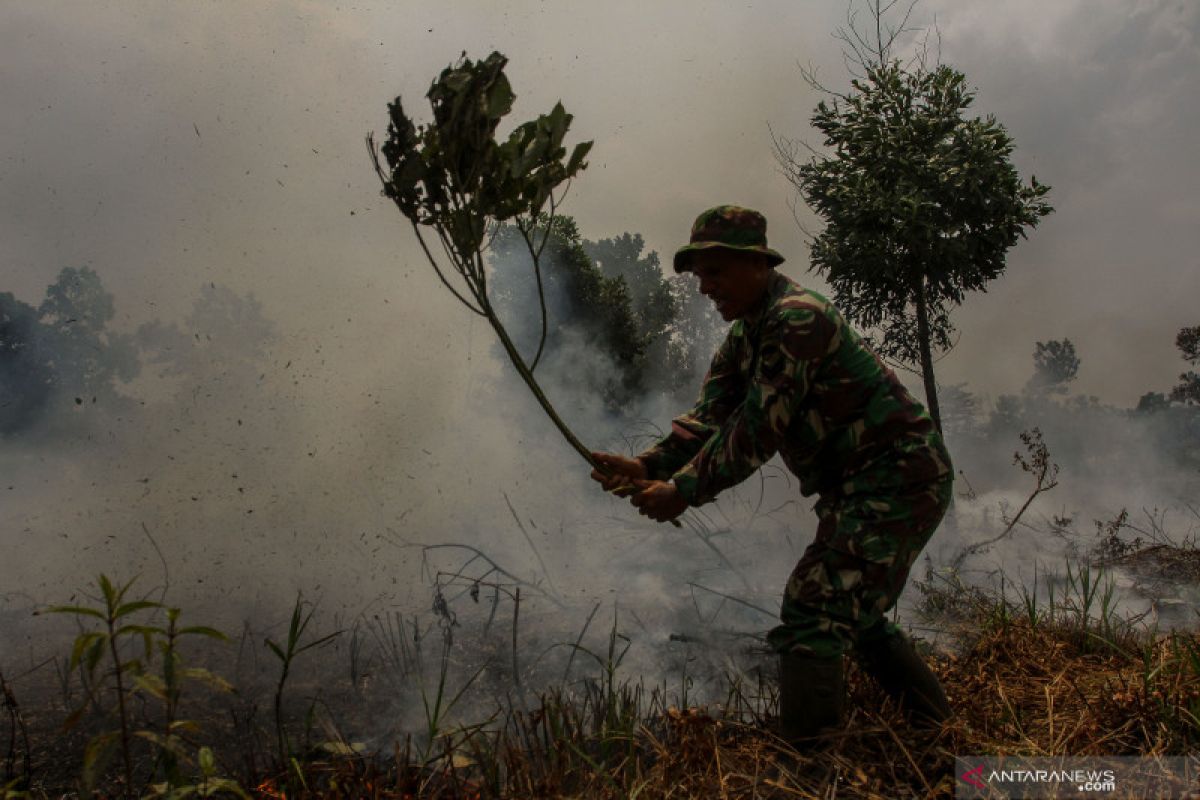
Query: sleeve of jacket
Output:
[[637, 326, 744, 481], [670, 306, 832, 506]]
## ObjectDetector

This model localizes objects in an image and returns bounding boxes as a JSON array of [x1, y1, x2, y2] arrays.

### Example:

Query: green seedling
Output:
[[418, 631, 486, 764], [44, 574, 162, 794], [44, 576, 238, 796], [145, 746, 248, 799], [131, 607, 232, 789], [263, 593, 339, 774]]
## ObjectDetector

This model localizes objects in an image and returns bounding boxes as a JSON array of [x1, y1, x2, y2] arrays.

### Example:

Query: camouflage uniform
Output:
[[640, 244, 952, 660]]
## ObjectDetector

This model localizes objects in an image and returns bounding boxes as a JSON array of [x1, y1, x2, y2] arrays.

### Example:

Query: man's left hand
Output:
[[629, 479, 688, 523]]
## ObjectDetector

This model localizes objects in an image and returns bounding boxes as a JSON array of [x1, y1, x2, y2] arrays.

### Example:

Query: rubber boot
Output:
[[855, 631, 951, 726], [777, 652, 845, 746]]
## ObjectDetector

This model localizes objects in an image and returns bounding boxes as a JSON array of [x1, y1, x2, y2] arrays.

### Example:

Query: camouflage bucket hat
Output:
[[673, 205, 785, 274]]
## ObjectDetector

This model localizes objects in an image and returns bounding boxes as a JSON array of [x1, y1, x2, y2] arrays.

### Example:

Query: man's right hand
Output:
[[590, 451, 647, 492]]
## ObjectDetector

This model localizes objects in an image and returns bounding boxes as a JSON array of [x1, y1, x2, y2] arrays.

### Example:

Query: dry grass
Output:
[[232, 620, 1200, 799], [8, 553, 1200, 798]]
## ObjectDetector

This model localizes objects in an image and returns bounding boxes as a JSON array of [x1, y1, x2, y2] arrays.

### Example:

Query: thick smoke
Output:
[[3, 2, 1199, 754], [4, 233, 1198, 753]]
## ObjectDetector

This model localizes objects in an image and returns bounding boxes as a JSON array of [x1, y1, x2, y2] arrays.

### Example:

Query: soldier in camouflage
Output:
[[591, 205, 954, 743]]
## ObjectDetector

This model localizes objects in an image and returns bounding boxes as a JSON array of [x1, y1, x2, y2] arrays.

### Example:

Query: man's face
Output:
[[689, 249, 773, 322]]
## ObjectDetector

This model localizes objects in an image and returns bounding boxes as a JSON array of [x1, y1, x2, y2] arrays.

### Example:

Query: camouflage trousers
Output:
[[767, 475, 953, 659]]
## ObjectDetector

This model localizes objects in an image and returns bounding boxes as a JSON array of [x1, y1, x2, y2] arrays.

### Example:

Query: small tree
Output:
[[778, 0, 1053, 431], [1026, 338, 1079, 397], [1171, 325, 1200, 405]]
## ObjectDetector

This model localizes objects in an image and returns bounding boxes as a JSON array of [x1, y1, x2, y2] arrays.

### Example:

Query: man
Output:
[[590, 205, 954, 742]]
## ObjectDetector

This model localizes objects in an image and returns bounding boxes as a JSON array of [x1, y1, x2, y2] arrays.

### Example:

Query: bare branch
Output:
[[414, 225, 486, 316], [515, 216, 552, 373]]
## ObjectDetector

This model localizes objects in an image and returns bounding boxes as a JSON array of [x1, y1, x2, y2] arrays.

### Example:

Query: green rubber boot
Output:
[[855, 631, 951, 726], [777, 651, 845, 746]]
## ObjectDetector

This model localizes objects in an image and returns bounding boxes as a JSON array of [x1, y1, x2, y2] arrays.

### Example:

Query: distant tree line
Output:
[[0, 268, 272, 439], [939, 333, 1200, 487], [1, 268, 140, 435]]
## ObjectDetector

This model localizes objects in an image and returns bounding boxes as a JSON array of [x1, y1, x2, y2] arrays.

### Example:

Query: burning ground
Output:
[[5, 500, 1200, 798]]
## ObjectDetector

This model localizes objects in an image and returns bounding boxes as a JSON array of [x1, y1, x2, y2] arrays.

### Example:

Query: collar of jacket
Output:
[[740, 270, 791, 333]]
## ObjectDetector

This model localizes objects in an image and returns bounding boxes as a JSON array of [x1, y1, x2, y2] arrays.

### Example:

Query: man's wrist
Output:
[[670, 469, 700, 505], [634, 454, 652, 480]]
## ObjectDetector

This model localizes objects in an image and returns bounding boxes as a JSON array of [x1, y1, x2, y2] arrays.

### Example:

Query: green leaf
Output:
[[45, 605, 105, 620], [98, 574, 117, 605], [295, 629, 341, 655], [178, 625, 229, 641], [84, 637, 106, 673], [83, 731, 121, 791], [182, 667, 234, 693], [133, 673, 168, 700], [565, 141, 593, 175], [116, 623, 164, 638], [120, 658, 146, 675], [198, 745, 216, 776], [442, 69, 471, 95], [265, 639, 285, 662], [70, 632, 106, 670], [319, 740, 368, 756], [202, 777, 250, 799], [115, 600, 162, 619], [547, 101, 568, 135], [485, 72, 515, 118]]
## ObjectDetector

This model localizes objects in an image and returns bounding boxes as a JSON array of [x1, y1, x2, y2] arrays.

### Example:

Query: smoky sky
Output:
[[2, 1, 1196, 411], [1, 1, 1198, 635]]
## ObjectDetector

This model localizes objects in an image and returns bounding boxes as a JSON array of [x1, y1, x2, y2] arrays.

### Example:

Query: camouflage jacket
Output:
[[639, 272, 951, 505]]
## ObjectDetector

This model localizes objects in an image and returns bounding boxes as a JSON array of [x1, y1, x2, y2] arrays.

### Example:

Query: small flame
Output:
[[255, 779, 287, 799]]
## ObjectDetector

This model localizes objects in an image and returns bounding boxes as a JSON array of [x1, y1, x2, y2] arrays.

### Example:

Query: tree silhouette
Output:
[[1171, 325, 1200, 405], [1, 267, 140, 436], [136, 283, 274, 394], [585, 233, 724, 393], [0, 292, 52, 434], [489, 217, 647, 409], [1026, 339, 1079, 397], [39, 267, 140, 405], [777, 0, 1053, 431], [489, 219, 724, 409]]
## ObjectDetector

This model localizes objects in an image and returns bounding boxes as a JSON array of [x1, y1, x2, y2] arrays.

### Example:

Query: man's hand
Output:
[[629, 479, 688, 523], [590, 451, 647, 492]]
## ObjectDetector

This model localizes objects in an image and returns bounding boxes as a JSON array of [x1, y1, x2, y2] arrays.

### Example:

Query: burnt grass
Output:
[[5, 544, 1200, 799]]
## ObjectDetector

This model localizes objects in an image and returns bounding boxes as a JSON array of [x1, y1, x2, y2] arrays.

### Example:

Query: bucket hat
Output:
[[673, 205, 785, 273]]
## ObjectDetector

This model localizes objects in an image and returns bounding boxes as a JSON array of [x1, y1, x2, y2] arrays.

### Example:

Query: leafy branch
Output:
[[367, 51, 675, 523]]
